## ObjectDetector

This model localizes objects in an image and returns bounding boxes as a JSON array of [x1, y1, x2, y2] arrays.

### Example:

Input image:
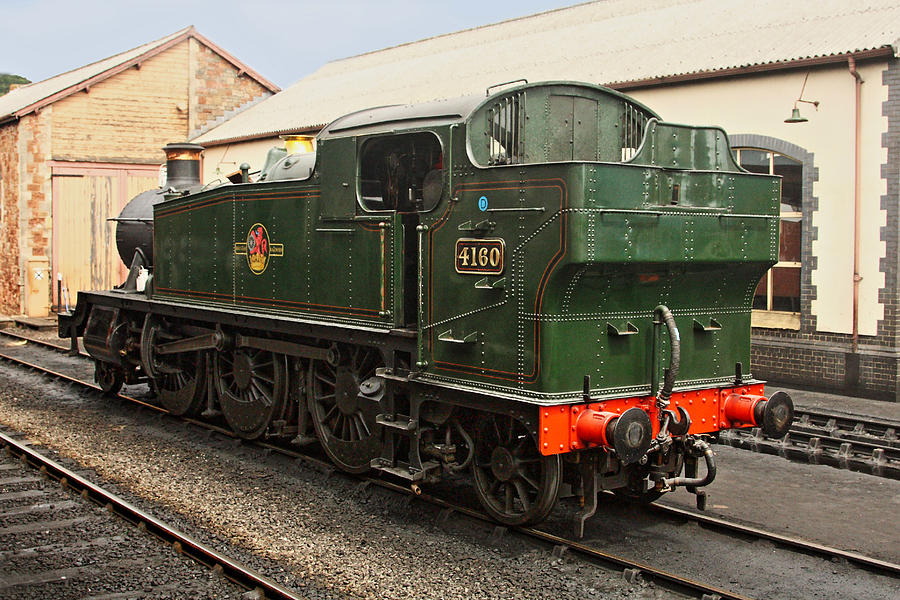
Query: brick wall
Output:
[[19, 110, 52, 260], [0, 111, 54, 316], [751, 335, 898, 400], [0, 33, 275, 316], [881, 57, 900, 350], [190, 38, 272, 137], [0, 122, 19, 314]]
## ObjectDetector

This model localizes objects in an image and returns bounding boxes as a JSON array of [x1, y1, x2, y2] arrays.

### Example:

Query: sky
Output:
[[1, 0, 583, 90]]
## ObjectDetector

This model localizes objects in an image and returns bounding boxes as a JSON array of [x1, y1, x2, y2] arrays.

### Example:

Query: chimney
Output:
[[163, 143, 204, 191]]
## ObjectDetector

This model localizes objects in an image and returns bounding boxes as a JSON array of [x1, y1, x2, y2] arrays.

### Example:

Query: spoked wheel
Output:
[[308, 345, 382, 474], [95, 361, 124, 395], [156, 352, 206, 416], [215, 348, 288, 439], [472, 413, 562, 526], [139, 317, 206, 415]]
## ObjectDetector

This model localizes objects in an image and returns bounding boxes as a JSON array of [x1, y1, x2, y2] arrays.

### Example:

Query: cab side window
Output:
[[359, 132, 443, 212]]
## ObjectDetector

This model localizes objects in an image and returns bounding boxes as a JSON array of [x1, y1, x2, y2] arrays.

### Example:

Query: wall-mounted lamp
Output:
[[785, 72, 820, 123]]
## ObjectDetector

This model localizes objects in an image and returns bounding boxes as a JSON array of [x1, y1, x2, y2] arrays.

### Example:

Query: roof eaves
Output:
[[608, 46, 896, 91], [11, 27, 196, 120], [191, 31, 281, 93]]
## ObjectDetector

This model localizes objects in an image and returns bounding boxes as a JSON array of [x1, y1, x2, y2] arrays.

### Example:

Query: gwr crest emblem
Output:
[[233, 223, 284, 275]]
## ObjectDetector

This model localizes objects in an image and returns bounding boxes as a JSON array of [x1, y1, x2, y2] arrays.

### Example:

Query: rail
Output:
[[0, 429, 305, 600], [3, 332, 900, 593]]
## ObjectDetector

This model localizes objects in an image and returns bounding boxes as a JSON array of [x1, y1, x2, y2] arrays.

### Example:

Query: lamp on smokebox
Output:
[[785, 72, 819, 123]]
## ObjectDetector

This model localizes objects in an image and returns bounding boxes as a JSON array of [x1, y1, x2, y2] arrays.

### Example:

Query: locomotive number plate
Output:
[[455, 238, 505, 275]]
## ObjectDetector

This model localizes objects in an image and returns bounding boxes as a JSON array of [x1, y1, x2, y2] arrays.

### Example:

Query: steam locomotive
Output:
[[59, 81, 794, 534]]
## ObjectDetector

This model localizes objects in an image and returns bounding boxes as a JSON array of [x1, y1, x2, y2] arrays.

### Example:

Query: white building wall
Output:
[[629, 63, 889, 336], [201, 138, 280, 185]]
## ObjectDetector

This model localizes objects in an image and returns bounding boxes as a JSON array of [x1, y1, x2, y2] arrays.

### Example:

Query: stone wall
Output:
[[0, 122, 19, 314], [0, 111, 52, 315], [190, 38, 272, 138], [19, 110, 52, 261]]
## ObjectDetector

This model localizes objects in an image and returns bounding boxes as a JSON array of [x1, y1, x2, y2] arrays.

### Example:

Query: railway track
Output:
[[718, 409, 900, 479], [0, 327, 85, 356], [2, 328, 899, 599], [0, 338, 739, 599], [0, 428, 304, 600], [7, 327, 900, 480]]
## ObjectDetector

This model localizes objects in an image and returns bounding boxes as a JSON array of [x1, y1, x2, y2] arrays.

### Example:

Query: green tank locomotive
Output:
[[60, 81, 794, 533]]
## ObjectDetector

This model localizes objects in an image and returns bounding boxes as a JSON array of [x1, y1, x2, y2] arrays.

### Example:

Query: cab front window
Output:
[[358, 132, 443, 213]]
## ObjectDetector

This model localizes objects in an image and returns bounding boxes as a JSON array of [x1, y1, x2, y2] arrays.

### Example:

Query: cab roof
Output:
[[316, 81, 658, 140]]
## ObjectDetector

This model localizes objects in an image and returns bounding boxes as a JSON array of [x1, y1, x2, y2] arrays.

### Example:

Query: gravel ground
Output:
[[0, 334, 94, 382], [5, 337, 898, 599], [0, 433, 245, 599], [0, 360, 671, 600]]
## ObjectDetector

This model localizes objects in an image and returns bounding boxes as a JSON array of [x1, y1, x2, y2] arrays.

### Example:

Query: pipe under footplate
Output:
[[663, 438, 717, 489], [575, 407, 652, 464]]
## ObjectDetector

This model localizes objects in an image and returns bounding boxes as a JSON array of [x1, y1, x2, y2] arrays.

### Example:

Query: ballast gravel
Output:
[[0, 435, 244, 599], [0, 360, 669, 600]]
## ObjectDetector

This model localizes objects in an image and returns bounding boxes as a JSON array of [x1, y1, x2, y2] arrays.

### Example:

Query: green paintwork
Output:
[[152, 81, 778, 405]]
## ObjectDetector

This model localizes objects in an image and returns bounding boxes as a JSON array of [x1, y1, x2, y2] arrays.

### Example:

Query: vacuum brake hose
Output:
[[654, 305, 680, 409], [662, 438, 716, 488]]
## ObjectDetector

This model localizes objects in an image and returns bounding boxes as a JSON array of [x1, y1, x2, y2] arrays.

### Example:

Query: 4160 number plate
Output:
[[455, 238, 505, 275]]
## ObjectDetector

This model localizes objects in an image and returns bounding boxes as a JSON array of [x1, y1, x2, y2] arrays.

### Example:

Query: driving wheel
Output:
[[308, 345, 382, 473], [156, 352, 206, 416], [215, 347, 288, 439], [472, 412, 561, 526]]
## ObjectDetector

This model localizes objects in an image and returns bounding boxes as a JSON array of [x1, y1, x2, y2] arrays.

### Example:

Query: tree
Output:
[[0, 74, 31, 95]]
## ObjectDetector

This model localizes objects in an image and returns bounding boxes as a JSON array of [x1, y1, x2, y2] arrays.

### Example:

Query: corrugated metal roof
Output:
[[194, 0, 900, 145], [0, 26, 280, 123]]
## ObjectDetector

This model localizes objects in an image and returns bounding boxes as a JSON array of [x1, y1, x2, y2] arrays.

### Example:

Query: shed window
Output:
[[359, 132, 443, 212], [737, 148, 802, 317]]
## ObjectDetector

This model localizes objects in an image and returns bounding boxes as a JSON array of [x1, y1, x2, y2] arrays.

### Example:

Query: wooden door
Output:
[[51, 163, 158, 306]]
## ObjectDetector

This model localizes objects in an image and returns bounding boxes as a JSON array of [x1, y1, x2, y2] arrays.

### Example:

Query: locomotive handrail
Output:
[[320, 214, 390, 223], [715, 213, 778, 219], [314, 227, 354, 233], [485, 206, 546, 213], [594, 208, 776, 219]]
